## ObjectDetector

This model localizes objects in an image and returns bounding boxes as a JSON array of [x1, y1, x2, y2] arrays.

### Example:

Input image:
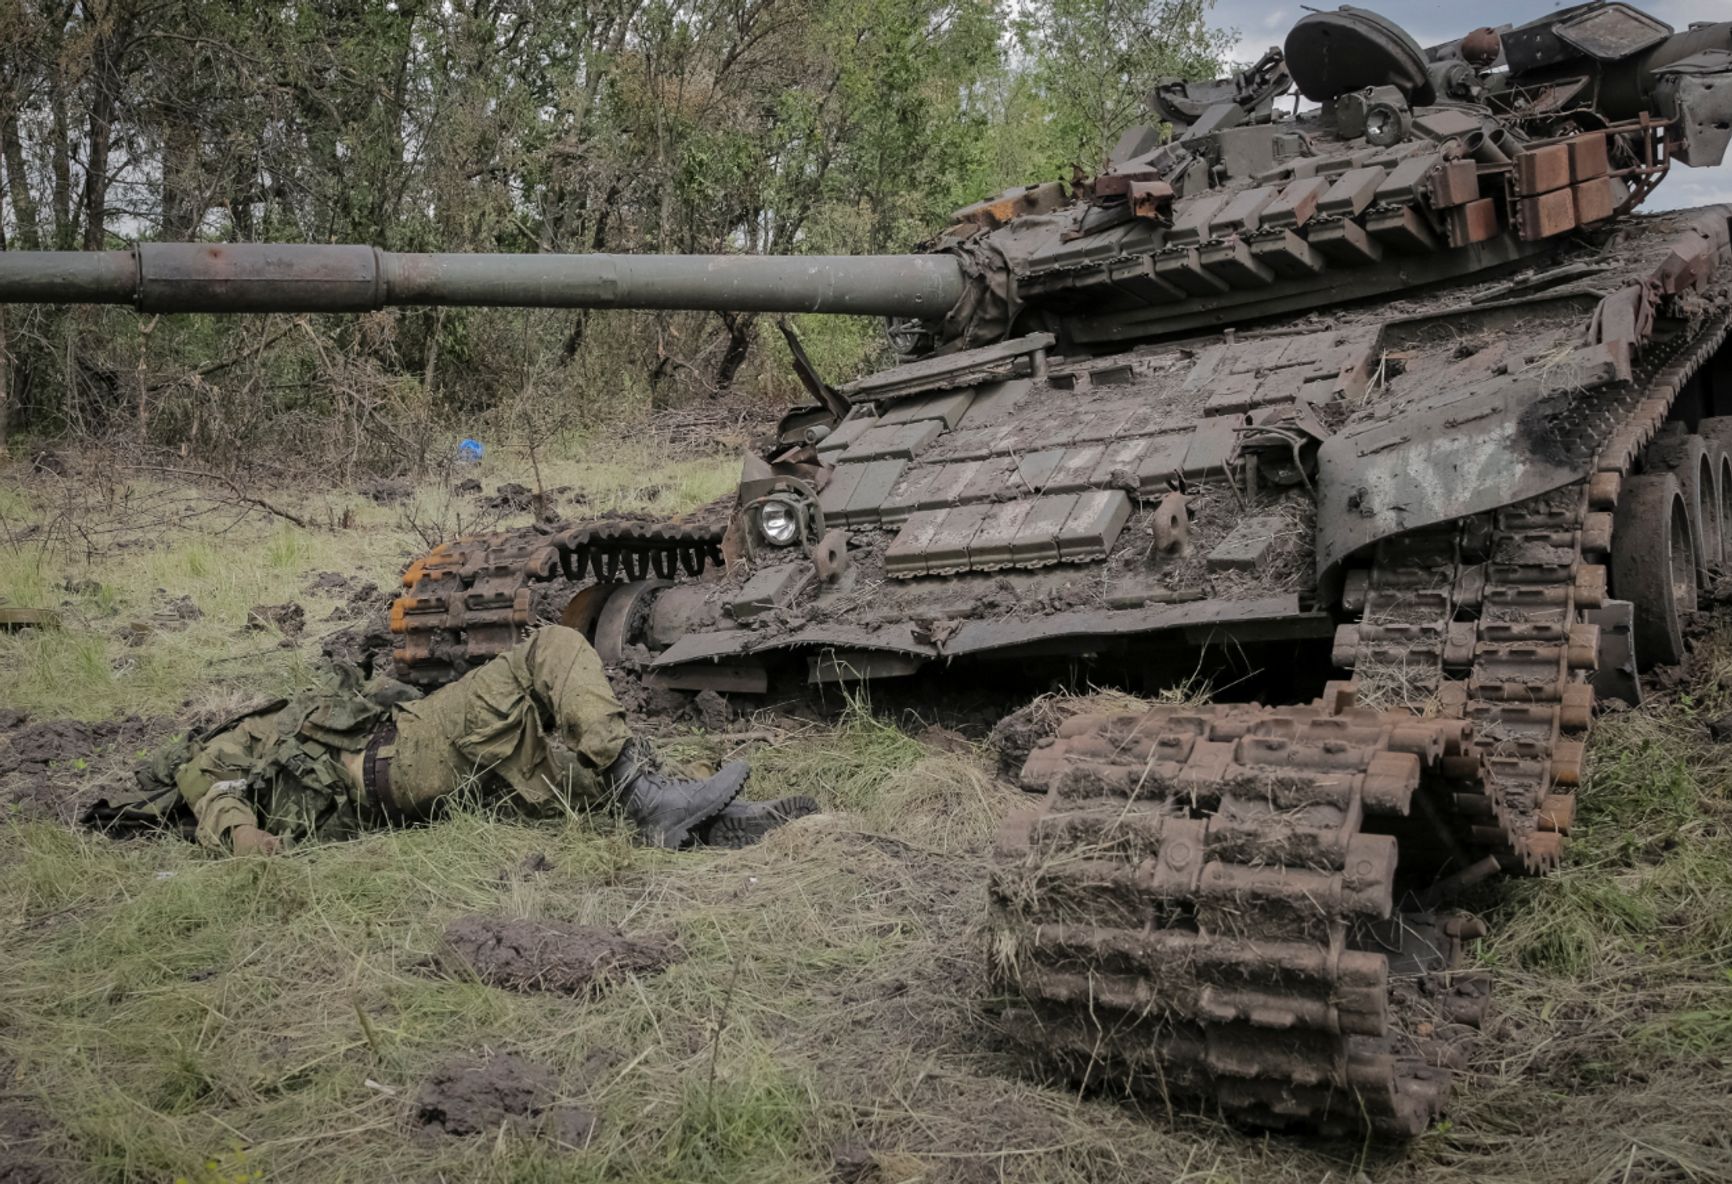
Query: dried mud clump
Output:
[[987, 703, 1057, 777], [245, 601, 306, 639], [412, 1053, 596, 1146], [437, 915, 676, 996], [0, 713, 165, 820], [481, 482, 535, 511]]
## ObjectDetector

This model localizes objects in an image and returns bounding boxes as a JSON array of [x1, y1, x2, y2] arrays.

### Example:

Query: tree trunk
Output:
[[81, 9, 129, 252], [715, 311, 755, 394], [159, 118, 201, 237], [1, 106, 40, 249], [0, 218, 9, 449], [48, 75, 74, 248]]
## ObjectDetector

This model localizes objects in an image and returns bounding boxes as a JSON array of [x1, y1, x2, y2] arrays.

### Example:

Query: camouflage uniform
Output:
[[116, 626, 631, 851]]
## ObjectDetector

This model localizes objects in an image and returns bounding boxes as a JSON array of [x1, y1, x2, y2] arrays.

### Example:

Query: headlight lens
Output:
[[758, 499, 800, 546]]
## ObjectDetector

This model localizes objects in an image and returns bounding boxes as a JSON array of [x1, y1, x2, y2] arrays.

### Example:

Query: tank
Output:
[[7, 2, 1732, 1139]]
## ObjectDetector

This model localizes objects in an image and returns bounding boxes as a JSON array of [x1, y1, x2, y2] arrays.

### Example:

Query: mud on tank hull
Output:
[[390, 204, 1732, 1135]]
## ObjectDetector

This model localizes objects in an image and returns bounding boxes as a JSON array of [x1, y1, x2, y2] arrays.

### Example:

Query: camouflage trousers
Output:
[[164, 625, 632, 848], [383, 625, 632, 819]]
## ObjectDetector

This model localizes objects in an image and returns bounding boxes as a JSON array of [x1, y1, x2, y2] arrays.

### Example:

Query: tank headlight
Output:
[[758, 499, 801, 546]]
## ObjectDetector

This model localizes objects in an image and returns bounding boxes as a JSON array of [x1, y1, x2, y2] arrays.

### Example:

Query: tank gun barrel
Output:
[[0, 243, 968, 320]]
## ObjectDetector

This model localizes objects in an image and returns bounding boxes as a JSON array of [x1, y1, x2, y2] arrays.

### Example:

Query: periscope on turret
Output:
[[8, 2, 1732, 1140]]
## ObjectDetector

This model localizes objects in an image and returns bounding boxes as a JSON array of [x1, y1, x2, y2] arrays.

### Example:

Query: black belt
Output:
[[363, 722, 414, 820]]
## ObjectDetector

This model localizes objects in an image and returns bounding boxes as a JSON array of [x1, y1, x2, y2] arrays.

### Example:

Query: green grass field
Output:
[[3, 445, 1731, 1183]]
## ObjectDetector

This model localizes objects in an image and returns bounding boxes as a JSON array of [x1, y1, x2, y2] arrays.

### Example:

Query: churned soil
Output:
[[436, 915, 676, 997], [412, 1053, 596, 1146], [0, 1060, 60, 1184], [0, 711, 167, 821]]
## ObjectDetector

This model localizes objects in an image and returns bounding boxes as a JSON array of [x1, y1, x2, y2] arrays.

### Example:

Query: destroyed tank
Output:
[[7, 1, 1732, 1137]]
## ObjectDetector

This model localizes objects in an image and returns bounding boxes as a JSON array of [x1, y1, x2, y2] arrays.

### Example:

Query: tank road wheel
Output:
[[1716, 449, 1732, 575], [1698, 417, 1732, 573], [592, 580, 671, 665], [1612, 473, 1696, 670], [1644, 433, 1716, 586], [560, 582, 616, 639]]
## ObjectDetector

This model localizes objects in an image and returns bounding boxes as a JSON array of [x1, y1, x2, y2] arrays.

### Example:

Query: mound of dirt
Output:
[[986, 703, 1057, 778], [481, 482, 535, 511], [0, 713, 168, 820], [361, 477, 413, 505], [437, 915, 675, 996], [412, 1052, 596, 1146], [322, 616, 394, 676], [245, 602, 305, 639]]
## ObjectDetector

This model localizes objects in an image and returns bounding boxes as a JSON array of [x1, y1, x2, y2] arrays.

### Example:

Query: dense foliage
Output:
[[0, 0, 1226, 465]]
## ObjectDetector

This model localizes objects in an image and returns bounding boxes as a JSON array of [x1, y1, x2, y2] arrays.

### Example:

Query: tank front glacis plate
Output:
[[650, 208, 1732, 681]]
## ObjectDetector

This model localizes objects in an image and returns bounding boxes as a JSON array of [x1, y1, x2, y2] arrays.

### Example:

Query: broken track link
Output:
[[390, 517, 726, 684], [990, 702, 1491, 1138]]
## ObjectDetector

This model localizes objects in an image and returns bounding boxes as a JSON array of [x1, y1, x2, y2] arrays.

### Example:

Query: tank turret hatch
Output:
[[1284, 6, 1436, 106]]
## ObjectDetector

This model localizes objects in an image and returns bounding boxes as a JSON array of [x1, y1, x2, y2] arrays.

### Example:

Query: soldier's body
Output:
[[96, 626, 810, 852]]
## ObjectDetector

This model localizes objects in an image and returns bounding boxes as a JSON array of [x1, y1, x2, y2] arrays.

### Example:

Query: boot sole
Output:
[[657, 763, 750, 849], [703, 796, 820, 849]]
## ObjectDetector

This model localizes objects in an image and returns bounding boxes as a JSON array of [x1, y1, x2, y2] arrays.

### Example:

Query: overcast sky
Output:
[[1210, 0, 1732, 209]]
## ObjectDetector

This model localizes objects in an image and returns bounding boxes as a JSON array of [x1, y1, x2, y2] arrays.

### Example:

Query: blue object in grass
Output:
[[457, 437, 484, 463]]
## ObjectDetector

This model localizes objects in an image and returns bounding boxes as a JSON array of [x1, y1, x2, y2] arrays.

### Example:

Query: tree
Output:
[[1010, 0, 1229, 178]]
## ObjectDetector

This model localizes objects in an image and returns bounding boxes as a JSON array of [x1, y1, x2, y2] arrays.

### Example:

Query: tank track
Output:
[[988, 306, 1732, 1135], [992, 703, 1492, 1136], [390, 516, 726, 684]]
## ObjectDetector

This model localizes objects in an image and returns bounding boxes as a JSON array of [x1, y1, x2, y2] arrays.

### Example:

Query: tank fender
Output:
[[1315, 383, 1591, 583]]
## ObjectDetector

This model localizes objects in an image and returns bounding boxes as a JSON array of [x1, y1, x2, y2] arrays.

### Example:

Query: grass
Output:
[[0, 438, 738, 721], [5, 448, 1732, 1182]]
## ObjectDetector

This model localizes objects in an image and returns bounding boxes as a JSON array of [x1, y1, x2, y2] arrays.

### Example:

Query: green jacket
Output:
[[86, 663, 421, 849]]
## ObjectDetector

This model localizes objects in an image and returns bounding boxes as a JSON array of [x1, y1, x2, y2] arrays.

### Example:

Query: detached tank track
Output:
[[990, 307, 1732, 1135], [991, 704, 1492, 1136], [390, 516, 726, 684]]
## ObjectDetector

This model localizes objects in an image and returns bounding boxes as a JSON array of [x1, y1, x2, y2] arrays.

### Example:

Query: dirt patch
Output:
[[412, 1053, 596, 1146], [360, 477, 413, 505], [604, 667, 696, 733], [436, 915, 676, 996], [246, 601, 306, 639], [322, 613, 395, 676], [155, 594, 203, 627], [0, 1062, 60, 1184], [0, 713, 168, 820], [986, 703, 1055, 777], [305, 570, 350, 594], [307, 573, 383, 622], [481, 482, 535, 511]]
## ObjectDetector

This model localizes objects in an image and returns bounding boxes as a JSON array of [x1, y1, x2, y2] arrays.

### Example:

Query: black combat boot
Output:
[[603, 739, 748, 848], [697, 796, 821, 848]]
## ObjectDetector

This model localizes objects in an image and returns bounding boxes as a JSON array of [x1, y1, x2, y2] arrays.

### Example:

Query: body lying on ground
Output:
[[87, 626, 814, 851]]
